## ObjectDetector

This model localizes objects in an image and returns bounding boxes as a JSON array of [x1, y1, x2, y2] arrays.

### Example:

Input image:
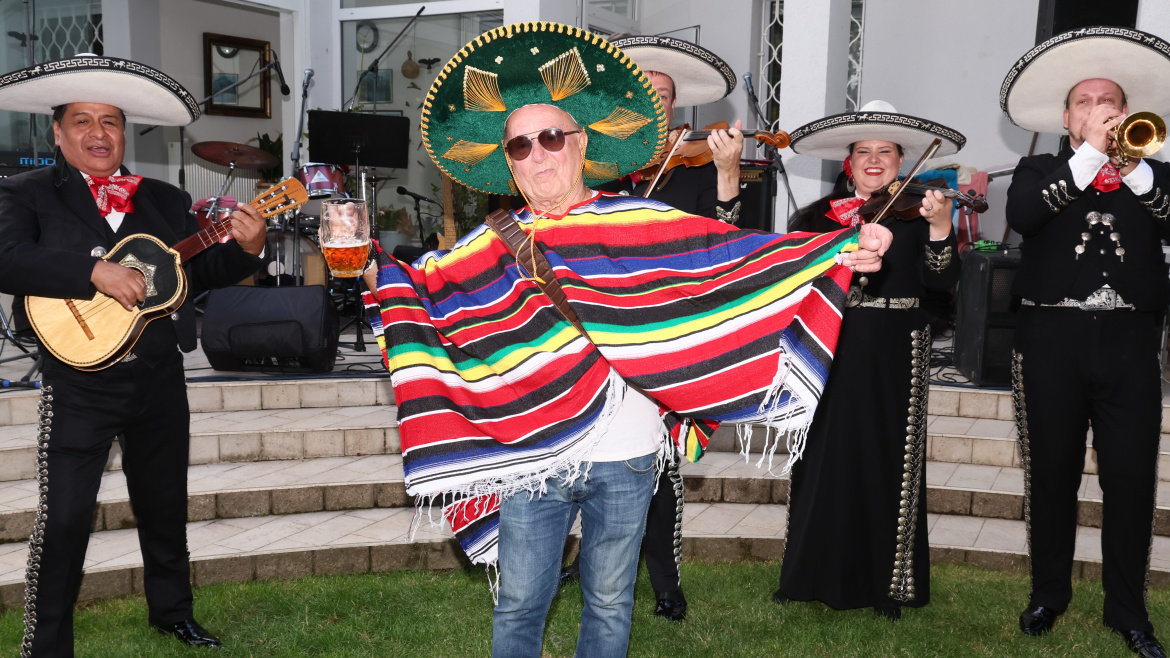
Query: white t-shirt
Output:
[[588, 371, 663, 462]]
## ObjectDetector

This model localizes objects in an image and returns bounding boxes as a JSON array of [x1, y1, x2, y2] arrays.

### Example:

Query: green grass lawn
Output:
[[0, 561, 1161, 657]]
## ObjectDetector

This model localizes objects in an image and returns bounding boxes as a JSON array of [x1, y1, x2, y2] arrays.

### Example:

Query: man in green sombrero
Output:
[[365, 22, 893, 658]]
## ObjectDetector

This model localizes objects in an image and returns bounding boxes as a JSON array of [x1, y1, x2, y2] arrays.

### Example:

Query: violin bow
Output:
[[642, 129, 689, 198], [868, 138, 942, 225]]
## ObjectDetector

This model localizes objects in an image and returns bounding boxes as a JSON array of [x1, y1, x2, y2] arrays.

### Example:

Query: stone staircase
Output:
[[0, 378, 1168, 614]]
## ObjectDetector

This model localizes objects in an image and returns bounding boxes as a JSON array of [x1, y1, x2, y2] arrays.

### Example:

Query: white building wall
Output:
[[775, 0, 853, 228]]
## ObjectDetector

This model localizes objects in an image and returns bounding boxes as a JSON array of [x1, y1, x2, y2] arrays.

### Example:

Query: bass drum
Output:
[[255, 228, 327, 287]]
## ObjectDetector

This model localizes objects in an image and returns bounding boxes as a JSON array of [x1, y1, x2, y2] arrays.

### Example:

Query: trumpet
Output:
[[1108, 112, 1166, 167]]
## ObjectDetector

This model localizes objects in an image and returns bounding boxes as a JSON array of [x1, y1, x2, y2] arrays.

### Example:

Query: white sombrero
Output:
[[788, 100, 966, 162], [609, 35, 735, 107], [1001, 27, 1170, 134], [0, 54, 199, 126]]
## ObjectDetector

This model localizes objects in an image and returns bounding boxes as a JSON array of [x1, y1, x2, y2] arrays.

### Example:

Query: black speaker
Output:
[[201, 285, 339, 373], [1036, 0, 1138, 44], [954, 250, 1022, 387], [738, 161, 776, 232]]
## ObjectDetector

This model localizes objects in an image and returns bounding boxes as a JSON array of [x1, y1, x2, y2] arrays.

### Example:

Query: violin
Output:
[[857, 177, 989, 224], [636, 121, 792, 191]]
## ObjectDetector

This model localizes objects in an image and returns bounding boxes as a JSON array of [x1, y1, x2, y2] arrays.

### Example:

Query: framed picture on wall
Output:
[[212, 74, 238, 105], [203, 32, 272, 118], [357, 69, 393, 104]]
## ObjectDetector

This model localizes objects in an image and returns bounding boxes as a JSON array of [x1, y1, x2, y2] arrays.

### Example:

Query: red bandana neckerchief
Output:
[[1092, 162, 1121, 193], [86, 174, 143, 217], [826, 196, 865, 227]]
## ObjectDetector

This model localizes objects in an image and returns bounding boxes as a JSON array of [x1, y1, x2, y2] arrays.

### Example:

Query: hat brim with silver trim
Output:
[[421, 22, 668, 194], [608, 35, 735, 108], [789, 109, 965, 162], [1000, 26, 1170, 134], [0, 55, 199, 126]]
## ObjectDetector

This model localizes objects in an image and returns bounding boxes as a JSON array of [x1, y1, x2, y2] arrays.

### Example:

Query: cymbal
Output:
[[191, 141, 279, 169]]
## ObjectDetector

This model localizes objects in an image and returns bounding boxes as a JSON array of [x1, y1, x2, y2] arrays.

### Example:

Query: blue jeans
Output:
[[492, 454, 657, 658]]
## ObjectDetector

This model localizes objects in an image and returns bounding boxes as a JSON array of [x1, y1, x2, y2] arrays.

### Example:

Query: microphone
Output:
[[269, 50, 291, 95], [302, 68, 314, 94], [398, 186, 440, 205], [742, 72, 757, 101]]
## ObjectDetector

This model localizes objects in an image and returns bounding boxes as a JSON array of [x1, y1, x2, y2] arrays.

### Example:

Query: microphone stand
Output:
[[744, 78, 798, 223], [346, 6, 425, 110]]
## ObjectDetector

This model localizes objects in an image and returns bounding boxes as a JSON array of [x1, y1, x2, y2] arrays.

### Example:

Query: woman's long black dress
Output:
[[776, 194, 960, 611]]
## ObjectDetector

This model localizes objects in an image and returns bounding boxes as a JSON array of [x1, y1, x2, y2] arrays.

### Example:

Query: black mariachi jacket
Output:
[[0, 160, 265, 366], [1007, 144, 1170, 311], [788, 193, 960, 299], [598, 160, 742, 222]]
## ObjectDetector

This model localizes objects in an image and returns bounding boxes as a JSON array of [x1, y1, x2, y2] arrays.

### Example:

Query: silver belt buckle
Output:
[[1078, 288, 1117, 311]]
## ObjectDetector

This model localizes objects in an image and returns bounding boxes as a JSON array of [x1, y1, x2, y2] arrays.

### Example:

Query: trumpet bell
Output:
[[1117, 111, 1167, 159]]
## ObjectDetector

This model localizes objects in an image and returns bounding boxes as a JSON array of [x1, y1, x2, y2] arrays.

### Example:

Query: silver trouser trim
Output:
[[890, 325, 930, 603], [669, 463, 684, 589], [1021, 287, 1133, 311], [21, 386, 53, 658], [1011, 352, 1034, 599], [1146, 414, 1162, 608]]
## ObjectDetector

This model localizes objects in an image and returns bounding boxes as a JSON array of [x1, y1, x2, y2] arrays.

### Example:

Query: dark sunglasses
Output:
[[503, 128, 582, 161]]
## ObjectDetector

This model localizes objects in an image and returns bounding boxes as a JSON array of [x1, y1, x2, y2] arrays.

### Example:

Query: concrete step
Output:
[[0, 405, 400, 482], [1, 450, 1164, 546], [1, 501, 1168, 615], [679, 453, 1170, 536], [0, 376, 395, 428], [705, 412, 1170, 481]]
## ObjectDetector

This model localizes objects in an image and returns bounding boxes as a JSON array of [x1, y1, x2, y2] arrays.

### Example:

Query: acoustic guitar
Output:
[[26, 178, 309, 371]]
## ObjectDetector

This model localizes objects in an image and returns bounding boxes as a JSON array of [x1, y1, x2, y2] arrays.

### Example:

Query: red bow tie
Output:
[[1092, 163, 1122, 194], [86, 174, 143, 217], [825, 196, 865, 227]]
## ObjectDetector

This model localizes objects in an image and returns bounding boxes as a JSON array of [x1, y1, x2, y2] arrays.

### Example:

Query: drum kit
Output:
[[189, 140, 369, 288]]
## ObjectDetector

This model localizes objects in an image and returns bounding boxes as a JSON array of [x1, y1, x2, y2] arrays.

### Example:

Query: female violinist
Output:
[[772, 100, 966, 620]]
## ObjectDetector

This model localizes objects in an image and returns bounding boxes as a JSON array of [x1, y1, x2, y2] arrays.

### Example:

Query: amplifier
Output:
[[201, 285, 339, 373], [954, 249, 1021, 386], [738, 161, 776, 232]]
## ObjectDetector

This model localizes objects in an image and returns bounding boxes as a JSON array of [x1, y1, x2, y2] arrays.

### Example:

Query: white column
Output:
[[1138, 1, 1170, 45], [102, 0, 169, 180], [775, 0, 852, 230]]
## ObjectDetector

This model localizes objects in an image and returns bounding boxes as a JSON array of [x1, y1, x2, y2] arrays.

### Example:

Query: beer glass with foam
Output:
[[320, 199, 370, 278]]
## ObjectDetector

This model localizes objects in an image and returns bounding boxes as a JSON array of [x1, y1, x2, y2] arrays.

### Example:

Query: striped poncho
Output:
[[362, 194, 858, 566]]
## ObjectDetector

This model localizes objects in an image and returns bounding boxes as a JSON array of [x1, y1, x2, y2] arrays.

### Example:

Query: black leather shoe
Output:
[[1109, 628, 1168, 658], [771, 589, 791, 605], [152, 619, 222, 648], [654, 592, 687, 622], [1019, 605, 1061, 636], [557, 562, 580, 589], [874, 603, 901, 621]]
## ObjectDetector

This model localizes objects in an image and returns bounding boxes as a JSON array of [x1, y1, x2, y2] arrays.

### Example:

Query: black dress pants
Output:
[[1014, 306, 1161, 633], [643, 462, 683, 597], [24, 351, 193, 658]]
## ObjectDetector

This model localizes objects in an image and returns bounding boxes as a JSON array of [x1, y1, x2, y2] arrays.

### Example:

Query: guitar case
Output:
[[201, 285, 339, 373]]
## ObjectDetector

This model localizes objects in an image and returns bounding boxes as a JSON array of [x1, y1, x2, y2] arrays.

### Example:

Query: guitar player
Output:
[[0, 57, 266, 657]]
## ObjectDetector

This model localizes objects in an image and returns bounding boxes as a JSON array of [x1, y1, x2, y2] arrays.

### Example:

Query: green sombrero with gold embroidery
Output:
[[421, 21, 668, 194]]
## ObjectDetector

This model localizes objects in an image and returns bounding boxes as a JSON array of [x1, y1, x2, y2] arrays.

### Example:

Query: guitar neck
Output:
[[172, 222, 233, 264], [170, 177, 309, 264]]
